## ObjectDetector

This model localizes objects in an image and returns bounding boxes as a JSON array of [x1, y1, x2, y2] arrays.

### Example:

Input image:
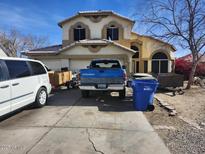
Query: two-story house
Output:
[[25, 11, 176, 74]]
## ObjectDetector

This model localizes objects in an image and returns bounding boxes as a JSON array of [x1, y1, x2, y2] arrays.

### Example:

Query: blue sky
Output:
[[0, 0, 185, 57]]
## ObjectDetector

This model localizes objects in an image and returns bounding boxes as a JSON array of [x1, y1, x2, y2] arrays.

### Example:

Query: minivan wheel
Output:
[[34, 87, 48, 107], [81, 90, 89, 98], [119, 88, 126, 99]]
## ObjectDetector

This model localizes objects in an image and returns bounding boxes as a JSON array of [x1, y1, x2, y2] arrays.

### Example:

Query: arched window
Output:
[[131, 46, 139, 58], [107, 25, 119, 40], [74, 25, 86, 41], [152, 52, 168, 73], [152, 52, 168, 59]]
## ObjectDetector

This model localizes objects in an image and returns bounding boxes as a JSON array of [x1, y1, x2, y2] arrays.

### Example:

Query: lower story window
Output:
[[152, 60, 168, 73], [152, 52, 169, 73], [132, 60, 139, 73], [144, 61, 148, 73]]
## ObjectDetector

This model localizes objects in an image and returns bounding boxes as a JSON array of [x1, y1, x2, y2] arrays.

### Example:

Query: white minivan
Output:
[[0, 57, 51, 116]]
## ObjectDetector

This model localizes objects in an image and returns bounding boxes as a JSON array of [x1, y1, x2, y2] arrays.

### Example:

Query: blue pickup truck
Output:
[[79, 59, 127, 98]]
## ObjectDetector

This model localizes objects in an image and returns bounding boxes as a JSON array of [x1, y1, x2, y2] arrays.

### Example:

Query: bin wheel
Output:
[[119, 88, 126, 99], [81, 90, 89, 98], [147, 105, 155, 111]]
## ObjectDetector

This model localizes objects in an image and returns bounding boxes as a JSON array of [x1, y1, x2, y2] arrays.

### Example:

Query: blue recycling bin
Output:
[[132, 79, 159, 111]]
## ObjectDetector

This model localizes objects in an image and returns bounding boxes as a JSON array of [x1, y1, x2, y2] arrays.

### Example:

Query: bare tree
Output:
[[0, 28, 49, 57], [140, 0, 205, 89]]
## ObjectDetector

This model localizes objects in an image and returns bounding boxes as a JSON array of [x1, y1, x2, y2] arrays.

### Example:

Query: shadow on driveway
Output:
[[47, 89, 136, 112]]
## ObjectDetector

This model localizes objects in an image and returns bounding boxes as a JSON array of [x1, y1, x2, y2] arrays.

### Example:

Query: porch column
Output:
[[148, 60, 152, 73], [127, 56, 132, 75], [168, 60, 172, 73]]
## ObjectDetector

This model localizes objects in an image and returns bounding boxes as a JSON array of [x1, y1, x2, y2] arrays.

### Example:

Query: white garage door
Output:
[[69, 59, 92, 72], [40, 59, 69, 71], [69, 58, 125, 72]]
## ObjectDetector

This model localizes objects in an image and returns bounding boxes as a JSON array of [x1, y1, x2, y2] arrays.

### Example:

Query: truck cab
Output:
[[79, 59, 127, 98]]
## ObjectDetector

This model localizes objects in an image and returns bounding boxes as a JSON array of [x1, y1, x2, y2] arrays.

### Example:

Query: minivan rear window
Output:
[[0, 63, 5, 82], [29, 61, 46, 75], [5, 60, 31, 79]]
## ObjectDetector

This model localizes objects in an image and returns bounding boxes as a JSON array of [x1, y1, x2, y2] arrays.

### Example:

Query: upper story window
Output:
[[74, 25, 86, 41], [107, 25, 119, 40], [131, 45, 139, 58]]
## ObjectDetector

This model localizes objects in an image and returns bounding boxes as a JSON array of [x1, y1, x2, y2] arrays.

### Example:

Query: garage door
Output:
[[70, 59, 91, 72], [40, 59, 69, 71], [70, 58, 125, 72]]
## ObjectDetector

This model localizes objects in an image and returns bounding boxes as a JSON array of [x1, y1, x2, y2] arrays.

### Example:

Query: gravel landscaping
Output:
[[144, 86, 205, 154]]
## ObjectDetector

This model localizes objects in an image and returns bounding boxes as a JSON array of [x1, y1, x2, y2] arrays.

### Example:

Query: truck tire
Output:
[[81, 90, 89, 98], [119, 88, 126, 99]]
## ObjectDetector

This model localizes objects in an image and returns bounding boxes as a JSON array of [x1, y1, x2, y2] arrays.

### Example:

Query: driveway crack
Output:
[[86, 128, 104, 154]]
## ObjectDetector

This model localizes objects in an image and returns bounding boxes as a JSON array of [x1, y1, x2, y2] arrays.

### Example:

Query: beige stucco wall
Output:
[[131, 33, 175, 60], [0, 48, 7, 57], [140, 37, 175, 60], [62, 16, 132, 41]]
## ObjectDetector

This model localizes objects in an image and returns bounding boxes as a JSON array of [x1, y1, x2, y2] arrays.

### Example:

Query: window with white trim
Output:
[[107, 25, 119, 40], [152, 52, 168, 73], [74, 25, 85, 41]]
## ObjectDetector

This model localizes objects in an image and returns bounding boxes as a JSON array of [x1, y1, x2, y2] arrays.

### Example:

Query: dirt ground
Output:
[[144, 85, 205, 154], [156, 85, 205, 125]]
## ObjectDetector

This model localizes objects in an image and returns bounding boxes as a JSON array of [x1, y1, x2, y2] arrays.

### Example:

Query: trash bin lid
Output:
[[132, 73, 153, 78], [132, 73, 157, 80]]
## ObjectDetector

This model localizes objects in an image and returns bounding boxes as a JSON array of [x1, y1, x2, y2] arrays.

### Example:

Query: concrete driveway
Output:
[[0, 89, 170, 154]]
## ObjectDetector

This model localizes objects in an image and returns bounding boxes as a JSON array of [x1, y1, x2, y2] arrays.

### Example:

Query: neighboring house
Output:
[[175, 54, 205, 78], [24, 10, 176, 74], [0, 44, 8, 57]]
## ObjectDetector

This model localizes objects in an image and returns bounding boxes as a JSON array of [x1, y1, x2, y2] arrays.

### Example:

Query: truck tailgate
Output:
[[80, 69, 124, 84]]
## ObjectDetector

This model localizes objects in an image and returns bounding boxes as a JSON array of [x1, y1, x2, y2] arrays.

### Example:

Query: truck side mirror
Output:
[[122, 65, 126, 69]]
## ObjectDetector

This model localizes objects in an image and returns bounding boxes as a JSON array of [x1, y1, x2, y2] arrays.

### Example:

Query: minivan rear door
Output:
[[0, 60, 11, 116], [5, 60, 35, 111]]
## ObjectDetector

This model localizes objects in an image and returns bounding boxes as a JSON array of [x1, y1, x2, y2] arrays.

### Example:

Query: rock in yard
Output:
[[169, 110, 177, 116]]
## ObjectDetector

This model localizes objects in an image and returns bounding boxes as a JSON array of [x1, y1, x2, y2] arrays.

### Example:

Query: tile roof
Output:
[[131, 32, 176, 51], [25, 39, 136, 55], [29, 44, 62, 51], [58, 39, 136, 54], [58, 10, 135, 27], [178, 54, 205, 62]]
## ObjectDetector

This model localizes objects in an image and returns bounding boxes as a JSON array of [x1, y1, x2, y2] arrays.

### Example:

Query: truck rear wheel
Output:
[[81, 90, 89, 98], [119, 88, 126, 99]]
